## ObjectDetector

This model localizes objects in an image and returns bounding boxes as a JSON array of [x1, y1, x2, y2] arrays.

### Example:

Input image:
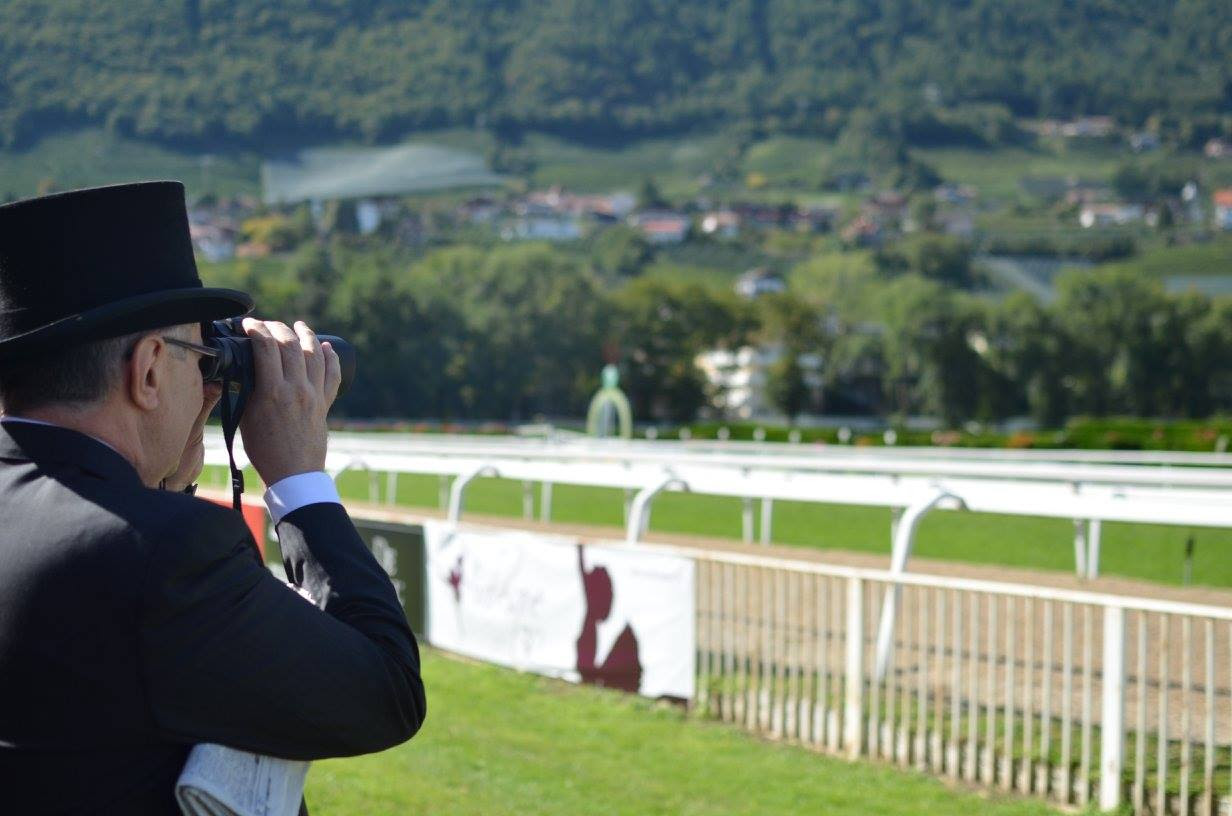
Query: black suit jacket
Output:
[[0, 422, 426, 814]]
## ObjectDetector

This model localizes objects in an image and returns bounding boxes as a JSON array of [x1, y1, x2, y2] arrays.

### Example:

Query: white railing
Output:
[[680, 547, 1232, 814], [206, 429, 1232, 584], [368, 502, 1232, 815]]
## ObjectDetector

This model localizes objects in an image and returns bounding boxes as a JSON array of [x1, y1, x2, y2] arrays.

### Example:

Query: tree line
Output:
[[3, 0, 1231, 150], [203, 237, 1232, 427]]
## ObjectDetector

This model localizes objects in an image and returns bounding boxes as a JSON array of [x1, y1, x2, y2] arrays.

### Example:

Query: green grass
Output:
[[0, 128, 260, 200], [1098, 235, 1232, 279], [522, 132, 740, 197], [304, 648, 1058, 815], [207, 465, 1232, 590], [913, 144, 1125, 202]]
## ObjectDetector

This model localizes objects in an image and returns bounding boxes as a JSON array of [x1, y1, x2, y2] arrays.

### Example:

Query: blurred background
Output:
[[4, 0, 1232, 447], [9, 4, 1232, 814]]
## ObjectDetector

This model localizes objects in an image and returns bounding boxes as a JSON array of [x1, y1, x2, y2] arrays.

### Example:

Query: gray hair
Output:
[[0, 324, 193, 414]]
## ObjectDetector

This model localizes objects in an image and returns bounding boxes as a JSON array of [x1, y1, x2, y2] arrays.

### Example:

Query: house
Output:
[[522, 187, 636, 220], [355, 199, 382, 235], [840, 215, 883, 247], [730, 202, 787, 230], [1129, 131, 1160, 152], [1205, 139, 1232, 160], [457, 196, 502, 224], [1214, 189, 1232, 231], [1064, 183, 1114, 206], [1060, 116, 1117, 139], [790, 206, 839, 233], [694, 344, 822, 420], [701, 210, 740, 238], [188, 222, 236, 262], [501, 216, 582, 242], [629, 211, 691, 244], [1079, 203, 1144, 228], [864, 192, 908, 225], [934, 184, 978, 206], [734, 268, 786, 299]]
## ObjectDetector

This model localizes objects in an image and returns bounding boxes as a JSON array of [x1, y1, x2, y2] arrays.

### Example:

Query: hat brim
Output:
[[0, 287, 254, 366]]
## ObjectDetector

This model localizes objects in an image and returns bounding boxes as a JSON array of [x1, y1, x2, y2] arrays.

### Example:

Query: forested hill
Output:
[[2, 0, 1230, 150]]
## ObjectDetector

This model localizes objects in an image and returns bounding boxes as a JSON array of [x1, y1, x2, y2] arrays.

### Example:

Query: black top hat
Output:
[[0, 181, 253, 366]]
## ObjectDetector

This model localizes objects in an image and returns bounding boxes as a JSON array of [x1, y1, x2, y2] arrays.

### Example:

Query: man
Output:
[[0, 182, 426, 813]]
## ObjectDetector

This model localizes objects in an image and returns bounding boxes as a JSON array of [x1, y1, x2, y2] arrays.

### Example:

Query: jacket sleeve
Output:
[[139, 500, 426, 760]]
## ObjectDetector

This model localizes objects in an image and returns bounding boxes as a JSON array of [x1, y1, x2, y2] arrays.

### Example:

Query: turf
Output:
[[0, 128, 260, 200], [303, 648, 1059, 816], [205, 465, 1232, 590]]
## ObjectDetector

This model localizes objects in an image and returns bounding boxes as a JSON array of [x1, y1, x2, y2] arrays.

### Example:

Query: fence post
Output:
[[625, 475, 689, 544], [540, 481, 553, 522], [1087, 520, 1103, 579], [742, 497, 754, 544], [759, 497, 773, 545], [844, 575, 865, 759], [1073, 518, 1088, 577], [875, 490, 966, 680], [447, 465, 499, 524], [521, 480, 534, 520], [1099, 605, 1126, 811]]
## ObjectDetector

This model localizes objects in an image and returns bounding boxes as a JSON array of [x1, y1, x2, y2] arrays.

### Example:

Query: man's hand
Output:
[[164, 382, 223, 492], [238, 319, 342, 487]]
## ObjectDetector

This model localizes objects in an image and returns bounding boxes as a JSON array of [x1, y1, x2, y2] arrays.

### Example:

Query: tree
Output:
[[609, 279, 752, 422], [878, 276, 985, 425], [636, 177, 668, 211], [1053, 269, 1171, 417], [766, 350, 809, 420], [408, 243, 604, 419], [593, 225, 652, 277]]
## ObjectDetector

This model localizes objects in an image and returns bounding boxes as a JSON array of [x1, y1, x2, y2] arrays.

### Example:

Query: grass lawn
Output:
[[913, 144, 1124, 202], [0, 128, 260, 200], [1099, 234, 1232, 279], [206, 465, 1232, 589], [304, 649, 1058, 816]]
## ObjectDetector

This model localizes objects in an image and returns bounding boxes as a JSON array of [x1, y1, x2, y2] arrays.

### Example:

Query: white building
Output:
[[734, 268, 786, 299], [695, 344, 822, 420], [1079, 203, 1144, 228]]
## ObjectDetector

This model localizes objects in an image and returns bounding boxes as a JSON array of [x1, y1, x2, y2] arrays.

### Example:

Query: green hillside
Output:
[[2, 0, 1230, 150]]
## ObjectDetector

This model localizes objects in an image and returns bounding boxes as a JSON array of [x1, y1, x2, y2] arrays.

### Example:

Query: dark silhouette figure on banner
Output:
[[447, 555, 463, 603], [576, 545, 642, 693]]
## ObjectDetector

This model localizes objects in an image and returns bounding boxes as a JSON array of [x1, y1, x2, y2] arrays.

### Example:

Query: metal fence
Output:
[[693, 553, 1232, 815]]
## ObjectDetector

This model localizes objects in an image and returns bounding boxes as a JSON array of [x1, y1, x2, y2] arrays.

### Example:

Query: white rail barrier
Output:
[[680, 544, 1232, 814]]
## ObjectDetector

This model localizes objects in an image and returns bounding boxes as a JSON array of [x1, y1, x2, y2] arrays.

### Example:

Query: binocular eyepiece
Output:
[[202, 319, 356, 396]]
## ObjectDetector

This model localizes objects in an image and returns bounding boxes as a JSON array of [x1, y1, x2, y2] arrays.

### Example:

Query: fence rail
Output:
[[687, 550, 1232, 815]]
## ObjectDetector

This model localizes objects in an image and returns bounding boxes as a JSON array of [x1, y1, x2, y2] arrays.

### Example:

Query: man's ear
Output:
[[125, 335, 164, 412]]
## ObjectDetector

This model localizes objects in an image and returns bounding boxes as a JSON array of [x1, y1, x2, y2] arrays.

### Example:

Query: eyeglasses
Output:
[[163, 335, 221, 380]]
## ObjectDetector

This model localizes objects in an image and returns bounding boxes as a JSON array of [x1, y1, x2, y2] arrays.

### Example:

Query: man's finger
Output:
[[242, 318, 284, 390], [266, 321, 306, 383], [295, 321, 325, 391]]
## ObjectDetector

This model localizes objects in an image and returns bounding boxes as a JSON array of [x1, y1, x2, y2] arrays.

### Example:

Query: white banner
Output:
[[423, 521, 695, 699]]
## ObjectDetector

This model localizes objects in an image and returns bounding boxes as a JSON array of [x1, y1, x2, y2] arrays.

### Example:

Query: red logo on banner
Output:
[[576, 545, 642, 693]]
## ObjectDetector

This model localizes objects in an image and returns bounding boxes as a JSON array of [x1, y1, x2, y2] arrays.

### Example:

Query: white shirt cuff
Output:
[[263, 471, 342, 524]]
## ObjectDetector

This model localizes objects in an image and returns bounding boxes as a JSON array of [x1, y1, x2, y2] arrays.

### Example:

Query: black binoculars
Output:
[[201, 318, 356, 396]]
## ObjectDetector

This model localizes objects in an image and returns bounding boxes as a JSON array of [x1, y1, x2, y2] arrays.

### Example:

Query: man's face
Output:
[[159, 323, 209, 479]]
